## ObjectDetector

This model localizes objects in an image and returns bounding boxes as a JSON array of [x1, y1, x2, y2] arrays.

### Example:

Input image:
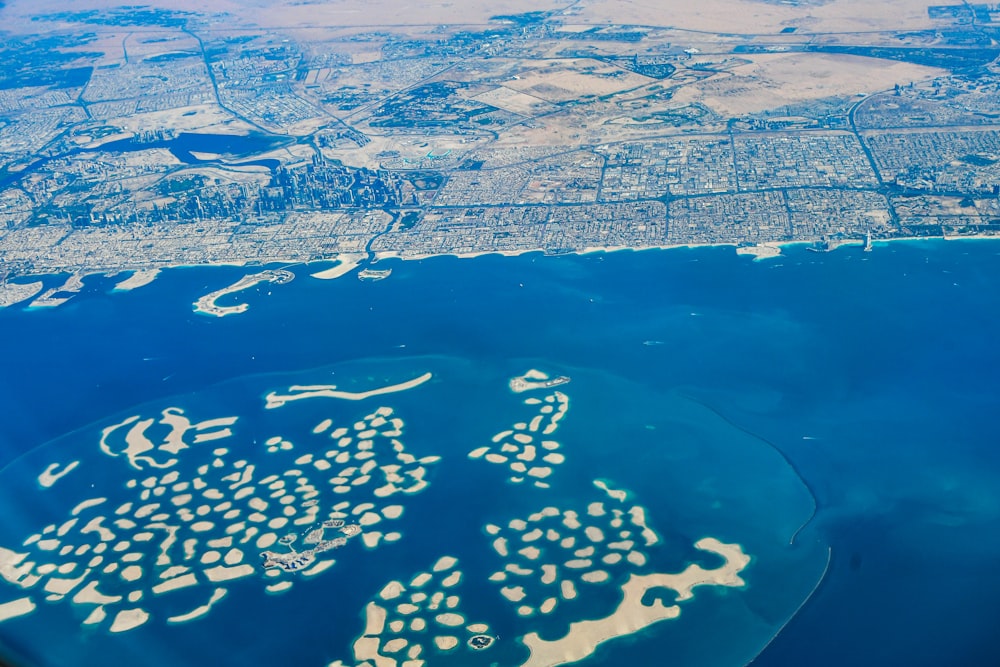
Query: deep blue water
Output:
[[0, 240, 998, 666]]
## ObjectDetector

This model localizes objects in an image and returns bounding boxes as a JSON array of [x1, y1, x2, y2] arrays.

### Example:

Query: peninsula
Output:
[[193, 269, 294, 317]]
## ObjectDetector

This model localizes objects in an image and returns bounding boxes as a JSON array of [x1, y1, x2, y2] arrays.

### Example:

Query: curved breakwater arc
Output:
[[0, 351, 824, 667]]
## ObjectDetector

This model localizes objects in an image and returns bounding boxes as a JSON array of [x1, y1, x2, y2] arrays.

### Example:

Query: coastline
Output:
[[192, 269, 294, 317], [366, 233, 1000, 265], [0, 234, 1000, 314], [7, 234, 1000, 284]]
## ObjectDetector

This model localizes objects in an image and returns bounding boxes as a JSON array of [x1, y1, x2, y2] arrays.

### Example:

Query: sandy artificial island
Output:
[[193, 269, 294, 317], [520, 538, 750, 667]]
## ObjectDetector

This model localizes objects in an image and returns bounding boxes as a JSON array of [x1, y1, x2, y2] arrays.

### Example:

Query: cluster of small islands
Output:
[[0, 365, 752, 667], [469, 374, 571, 489], [12, 1, 989, 662], [0, 373, 437, 634]]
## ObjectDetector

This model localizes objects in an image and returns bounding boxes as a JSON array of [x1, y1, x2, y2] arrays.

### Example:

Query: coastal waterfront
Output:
[[4, 0, 1000, 663], [0, 241, 998, 666]]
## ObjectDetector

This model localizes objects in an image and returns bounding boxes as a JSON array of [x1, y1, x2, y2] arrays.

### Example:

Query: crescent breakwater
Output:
[[193, 269, 294, 317]]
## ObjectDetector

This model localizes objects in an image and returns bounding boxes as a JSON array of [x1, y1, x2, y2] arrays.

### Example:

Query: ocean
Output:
[[0, 240, 998, 667]]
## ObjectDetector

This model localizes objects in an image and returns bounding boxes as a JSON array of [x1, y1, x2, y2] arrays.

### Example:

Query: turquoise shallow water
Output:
[[0, 241, 998, 666]]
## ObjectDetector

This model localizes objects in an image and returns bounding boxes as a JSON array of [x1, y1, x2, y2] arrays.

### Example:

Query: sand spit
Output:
[[193, 269, 294, 317]]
